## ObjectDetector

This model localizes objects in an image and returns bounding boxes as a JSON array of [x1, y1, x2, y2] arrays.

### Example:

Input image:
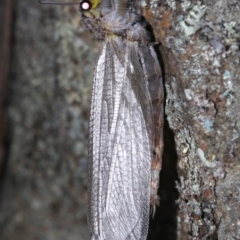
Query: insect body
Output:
[[39, 0, 164, 238], [78, 0, 164, 239]]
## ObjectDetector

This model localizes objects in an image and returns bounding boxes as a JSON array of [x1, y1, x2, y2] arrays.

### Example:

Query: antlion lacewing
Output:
[[39, 0, 164, 239]]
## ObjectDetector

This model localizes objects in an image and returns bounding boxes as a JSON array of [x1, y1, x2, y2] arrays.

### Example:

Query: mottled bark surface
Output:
[[0, 0, 239, 239], [143, 0, 240, 239], [0, 1, 100, 239]]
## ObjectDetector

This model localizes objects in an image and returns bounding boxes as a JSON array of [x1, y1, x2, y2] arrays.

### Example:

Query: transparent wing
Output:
[[88, 40, 153, 240], [138, 45, 164, 214]]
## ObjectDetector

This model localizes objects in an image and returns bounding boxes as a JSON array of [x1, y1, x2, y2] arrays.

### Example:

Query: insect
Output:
[[39, 0, 164, 239]]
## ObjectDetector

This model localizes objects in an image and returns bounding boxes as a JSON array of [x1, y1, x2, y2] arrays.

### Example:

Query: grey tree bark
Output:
[[142, 0, 240, 239], [0, 1, 99, 239], [0, 0, 239, 240]]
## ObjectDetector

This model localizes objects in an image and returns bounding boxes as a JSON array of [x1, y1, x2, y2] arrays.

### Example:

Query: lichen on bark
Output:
[[1, 0, 240, 239], [143, 0, 240, 239]]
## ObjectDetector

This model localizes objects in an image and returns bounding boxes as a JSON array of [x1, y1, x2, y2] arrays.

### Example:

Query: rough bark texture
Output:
[[0, 1, 100, 239], [0, 0, 239, 240], [142, 0, 240, 239]]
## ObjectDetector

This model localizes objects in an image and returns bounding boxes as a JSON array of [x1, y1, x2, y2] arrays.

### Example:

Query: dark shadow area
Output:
[[0, 0, 15, 202], [148, 42, 179, 239], [148, 119, 179, 240]]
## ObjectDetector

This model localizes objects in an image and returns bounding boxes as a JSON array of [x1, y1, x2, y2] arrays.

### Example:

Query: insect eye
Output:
[[80, 0, 92, 11]]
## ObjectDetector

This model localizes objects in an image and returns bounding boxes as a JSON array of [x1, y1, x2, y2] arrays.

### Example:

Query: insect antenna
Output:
[[38, 0, 79, 6]]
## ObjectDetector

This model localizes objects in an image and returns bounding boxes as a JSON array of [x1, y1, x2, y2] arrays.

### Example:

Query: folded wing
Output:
[[88, 39, 153, 240]]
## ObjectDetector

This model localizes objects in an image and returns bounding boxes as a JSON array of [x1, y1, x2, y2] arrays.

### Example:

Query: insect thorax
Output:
[[80, 3, 149, 43]]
